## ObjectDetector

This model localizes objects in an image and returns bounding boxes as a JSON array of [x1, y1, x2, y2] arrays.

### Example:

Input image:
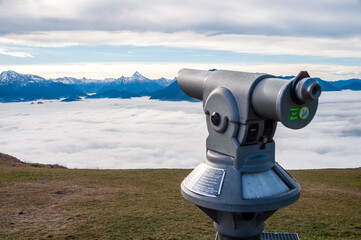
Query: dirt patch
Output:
[[0, 152, 66, 169], [303, 183, 361, 196], [0, 180, 116, 238]]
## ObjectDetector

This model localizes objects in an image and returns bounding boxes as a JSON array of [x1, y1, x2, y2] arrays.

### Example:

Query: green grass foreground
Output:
[[0, 167, 360, 239]]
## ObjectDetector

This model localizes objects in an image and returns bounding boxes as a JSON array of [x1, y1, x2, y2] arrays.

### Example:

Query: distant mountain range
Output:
[[51, 71, 172, 94], [0, 71, 86, 102], [0, 70, 360, 103], [0, 70, 175, 102], [149, 80, 198, 102], [277, 76, 361, 92]]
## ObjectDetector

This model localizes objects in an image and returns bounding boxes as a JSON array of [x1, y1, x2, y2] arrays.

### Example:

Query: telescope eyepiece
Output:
[[295, 78, 322, 103], [310, 82, 322, 99]]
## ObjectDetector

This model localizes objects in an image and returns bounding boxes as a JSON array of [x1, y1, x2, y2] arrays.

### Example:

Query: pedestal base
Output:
[[216, 232, 299, 240], [262, 233, 299, 240]]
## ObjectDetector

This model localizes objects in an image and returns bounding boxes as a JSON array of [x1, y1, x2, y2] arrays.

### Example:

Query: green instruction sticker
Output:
[[289, 106, 310, 121]]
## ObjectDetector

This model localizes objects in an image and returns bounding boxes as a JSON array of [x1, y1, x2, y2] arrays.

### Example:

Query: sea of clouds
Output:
[[0, 91, 360, 169]]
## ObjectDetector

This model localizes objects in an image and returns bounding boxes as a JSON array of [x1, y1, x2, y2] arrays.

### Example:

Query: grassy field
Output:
[[0, 161, 360, 239]]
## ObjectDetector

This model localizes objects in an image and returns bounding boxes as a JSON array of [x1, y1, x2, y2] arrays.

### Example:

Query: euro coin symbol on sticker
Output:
[[299, 106, 309, 120]]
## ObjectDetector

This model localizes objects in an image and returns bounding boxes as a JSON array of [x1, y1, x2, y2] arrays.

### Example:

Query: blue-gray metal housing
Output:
[[178, 68, 321, 240]]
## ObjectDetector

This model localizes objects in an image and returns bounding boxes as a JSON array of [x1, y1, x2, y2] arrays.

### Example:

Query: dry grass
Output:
[[0, 153, 66, 169], [0, 163, 360, 239]]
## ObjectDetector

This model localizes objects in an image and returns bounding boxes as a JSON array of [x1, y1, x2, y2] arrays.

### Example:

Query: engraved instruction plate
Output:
[[183, 162, 226, 197]]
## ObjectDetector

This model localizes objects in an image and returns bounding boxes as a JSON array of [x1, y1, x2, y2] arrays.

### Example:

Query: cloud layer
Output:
[[1, 0, 360, 37], [0, 0, 361, 60], [0, 48, 33, 58], [1, 31, 360, 58], [0, 92, 360, 169]]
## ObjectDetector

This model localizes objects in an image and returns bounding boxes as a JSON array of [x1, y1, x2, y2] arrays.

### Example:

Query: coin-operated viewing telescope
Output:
[[178, 69, 321, 240]]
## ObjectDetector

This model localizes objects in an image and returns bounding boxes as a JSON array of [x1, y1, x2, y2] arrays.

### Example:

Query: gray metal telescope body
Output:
[[178, 69, 321, 240]]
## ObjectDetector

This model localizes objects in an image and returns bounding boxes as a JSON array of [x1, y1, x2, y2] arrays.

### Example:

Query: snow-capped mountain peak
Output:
[[0, 70, 46, 86], [0, 70, 23, 82], [132, 71, 146, 79], [53, 77, 80, 85], [115, 71, 148, 83], [128, 71, 147, 81]]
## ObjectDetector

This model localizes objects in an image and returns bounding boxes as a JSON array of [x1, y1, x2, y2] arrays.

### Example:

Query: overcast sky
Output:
[[0, 0, 360, 79]]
